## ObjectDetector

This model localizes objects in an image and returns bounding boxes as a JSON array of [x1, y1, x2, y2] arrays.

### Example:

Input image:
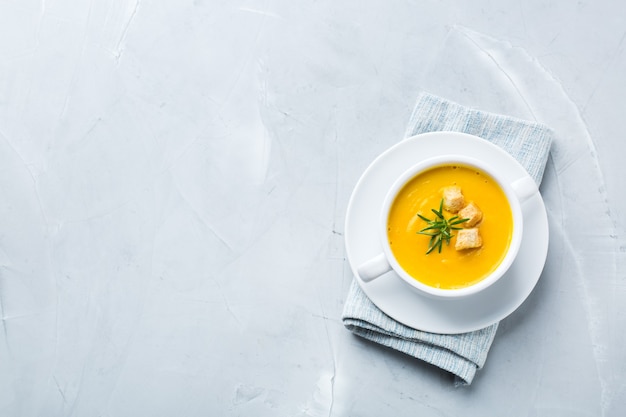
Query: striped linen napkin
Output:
[[342, 92, 553, 385]]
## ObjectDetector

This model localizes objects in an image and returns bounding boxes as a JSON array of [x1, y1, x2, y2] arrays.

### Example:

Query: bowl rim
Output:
[[379, 154, 524, 299]]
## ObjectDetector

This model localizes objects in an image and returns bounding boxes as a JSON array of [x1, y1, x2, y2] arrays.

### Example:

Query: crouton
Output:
[[443, 186, 464, 213], [455, 228, 483, 250], [458, 202, 483, 227]]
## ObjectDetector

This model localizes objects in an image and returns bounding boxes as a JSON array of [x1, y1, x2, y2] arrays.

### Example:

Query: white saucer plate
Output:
[[344, 131, 549, 334]]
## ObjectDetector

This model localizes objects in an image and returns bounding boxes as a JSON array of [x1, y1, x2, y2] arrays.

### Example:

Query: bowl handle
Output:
[[512, 176, 538, 204], [357, 253, 392, 282]]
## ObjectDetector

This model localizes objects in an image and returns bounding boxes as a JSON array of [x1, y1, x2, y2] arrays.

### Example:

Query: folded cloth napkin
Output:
[[342, 92, 553, 385]]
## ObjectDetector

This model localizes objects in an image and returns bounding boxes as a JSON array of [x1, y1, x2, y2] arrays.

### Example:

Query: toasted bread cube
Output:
[[455, 228, 482, 250], [443, 186, 464, 213], [458, 202, 483, 227]]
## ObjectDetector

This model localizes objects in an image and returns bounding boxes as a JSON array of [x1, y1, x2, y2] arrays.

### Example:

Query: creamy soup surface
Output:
[[387, 164, 513, 289]]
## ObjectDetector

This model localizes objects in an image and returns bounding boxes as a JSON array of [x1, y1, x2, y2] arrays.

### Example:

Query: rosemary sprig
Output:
[[417, 199, 469, 254]]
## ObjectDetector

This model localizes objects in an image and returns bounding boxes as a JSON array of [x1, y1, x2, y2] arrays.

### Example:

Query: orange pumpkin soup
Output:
[[387, 164, 513, 289]]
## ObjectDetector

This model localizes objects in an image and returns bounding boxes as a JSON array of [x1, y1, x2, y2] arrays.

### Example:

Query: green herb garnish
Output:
[[417, 199, 469, 254]]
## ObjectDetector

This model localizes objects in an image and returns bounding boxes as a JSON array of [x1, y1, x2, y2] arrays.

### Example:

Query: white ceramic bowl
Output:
[[357, 154, 538, 299]]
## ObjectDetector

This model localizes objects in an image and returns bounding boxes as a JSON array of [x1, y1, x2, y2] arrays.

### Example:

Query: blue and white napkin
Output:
[[342, 93, 553, 385]]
